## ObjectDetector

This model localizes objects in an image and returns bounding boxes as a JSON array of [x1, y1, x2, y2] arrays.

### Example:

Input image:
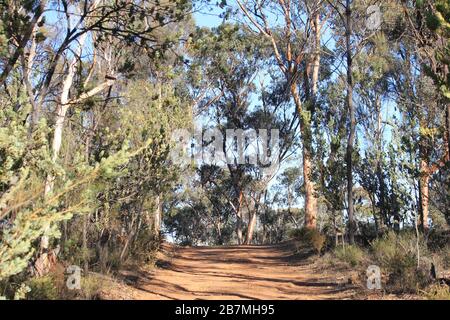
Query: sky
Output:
[[194, 6, 225, 28]]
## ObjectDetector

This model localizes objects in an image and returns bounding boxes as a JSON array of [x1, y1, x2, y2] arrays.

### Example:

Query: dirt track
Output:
[[117, 242, 358, 300]]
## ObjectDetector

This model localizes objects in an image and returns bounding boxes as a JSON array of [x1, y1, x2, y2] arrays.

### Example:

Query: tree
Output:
[[235, 0, 330, 230]]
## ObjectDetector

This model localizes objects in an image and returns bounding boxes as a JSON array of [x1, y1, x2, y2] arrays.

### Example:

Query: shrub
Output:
[[442, 246, 450, 269], [422, 283, 450, 300], [291, 228, 326, 254], [334, 245, 367, 267], [371, 231, 432, 293], [129, 231, 160, 265], [427, 230, 450, 250], [26, 276, 59, 300], [371, 231, 429, 268], [78, 275, 105, 300], [385, 254, 430, 293]]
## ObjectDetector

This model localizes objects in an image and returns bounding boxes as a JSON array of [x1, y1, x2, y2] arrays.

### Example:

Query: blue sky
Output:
[[194, 6, 224, 28]]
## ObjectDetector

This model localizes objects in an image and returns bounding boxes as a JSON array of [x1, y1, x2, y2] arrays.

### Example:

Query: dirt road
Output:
[[115, 242, 358, 300]]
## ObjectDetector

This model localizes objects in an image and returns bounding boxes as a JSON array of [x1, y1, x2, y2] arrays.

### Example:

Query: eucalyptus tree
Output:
[[234, 0, 330, 230], [188, 24, 263, 243], [382, 0, 450, 231]]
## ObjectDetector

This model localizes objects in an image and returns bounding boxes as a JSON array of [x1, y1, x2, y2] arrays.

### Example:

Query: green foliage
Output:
[[25, 272, 106, 300], [423, 0, 450, 99], [371, 232, 427, 268], [79, 275, 104, 300], [333, 245, 367, 267], [26, 276, 59, 300], [0, 85, 161, 293], [371, 232, 432, 293], [290, 228, 326, 254], [0, 0, 449, 301]]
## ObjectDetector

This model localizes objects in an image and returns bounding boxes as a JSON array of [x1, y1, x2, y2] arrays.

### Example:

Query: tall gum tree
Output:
[[235, 0, 328, 229]]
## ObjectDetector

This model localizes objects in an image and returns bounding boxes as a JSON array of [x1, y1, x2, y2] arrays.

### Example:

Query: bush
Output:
[[442, 246, 450, 269], [129, 231, 160, 265], [334, 245, 367, 267], [371, 231, 432, 293], [78, 275, 105, 300], [26, 276, 59, 300], [427, 229, 450, 250], [24, 265, 108, 300], [422, 283, 450, 300], [290, 228, 326, 254], [371, 231, 429, 268]]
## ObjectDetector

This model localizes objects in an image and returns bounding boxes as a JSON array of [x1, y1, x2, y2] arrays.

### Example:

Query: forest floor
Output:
[[98, 241, 419, 300]]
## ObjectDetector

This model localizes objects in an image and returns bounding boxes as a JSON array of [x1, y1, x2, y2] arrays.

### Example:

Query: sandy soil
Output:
[[103, 242, 362, 300]]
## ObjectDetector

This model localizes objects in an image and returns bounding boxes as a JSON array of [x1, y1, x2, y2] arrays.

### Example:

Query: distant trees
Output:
[[163, 0, 450, 248]]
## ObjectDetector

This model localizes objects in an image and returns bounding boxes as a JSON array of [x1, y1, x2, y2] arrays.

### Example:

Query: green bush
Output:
[[78, 275, 105, 300], [371, 231, 432, 293], [26, 276, 59, 300], [129, 231, 160, 265], [334, 245, 367, 267], [371, 231, 428, 268], [290, 228, 326, 254]]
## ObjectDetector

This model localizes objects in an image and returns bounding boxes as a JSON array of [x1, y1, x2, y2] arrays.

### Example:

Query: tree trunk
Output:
[[311, 10, 321, 99], [419, 160, 430, 231], [38, 32, 88, 256], [345, 0, 356, 244], [154, 195, 162, 237], [303, 151, 317, 228], [236, 191, 244, 244], [82, 214, 89, 274], [291, 83, 318, 229], [245, 211, 257, 245]]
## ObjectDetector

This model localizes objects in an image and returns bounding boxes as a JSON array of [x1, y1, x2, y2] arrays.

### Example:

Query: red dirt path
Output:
[[111, 242, 358, 300]]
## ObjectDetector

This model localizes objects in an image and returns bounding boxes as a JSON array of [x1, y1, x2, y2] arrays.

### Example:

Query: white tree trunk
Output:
[[154, 195, 162, 237]]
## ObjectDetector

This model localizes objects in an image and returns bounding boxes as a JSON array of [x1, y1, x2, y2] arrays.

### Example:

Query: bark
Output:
[[20, 17, 41, 130], [38, 32, 89, 255], [40, 25, 113, 255], [236, 0, 323, 230], [302, 9, 322, 230], [245, 194, 261, 245], [236, 191, 244, 245], [291, 83, 317, 229], [303, 148, 317, 228], [82, 214, 89, 273], [43, 31, 88, 195], [311, 11, 321, 99], [419, 160, 430, 231], [154, 195, 162, 237], [345, 0, 356, 244], [245, 211, 257, 245]]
